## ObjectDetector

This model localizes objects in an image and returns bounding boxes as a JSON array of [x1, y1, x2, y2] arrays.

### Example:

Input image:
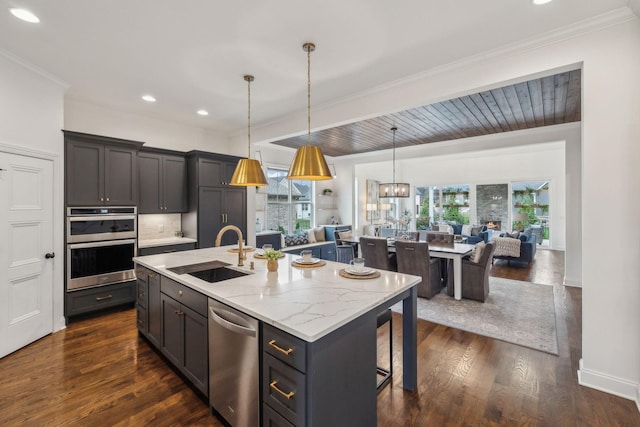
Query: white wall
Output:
[[0, 51, 67, 332], [252, 11, 640, 405], [353, 139, 566, 247], [65, 99, 230, 153]]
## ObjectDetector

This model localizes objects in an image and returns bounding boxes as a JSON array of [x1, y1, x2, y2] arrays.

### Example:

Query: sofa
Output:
[[492, 227, 537, 266], [451, 224, 489, 245]]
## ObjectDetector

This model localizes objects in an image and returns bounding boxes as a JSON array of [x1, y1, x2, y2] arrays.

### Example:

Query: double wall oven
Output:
[[66, 207, 137, 291]]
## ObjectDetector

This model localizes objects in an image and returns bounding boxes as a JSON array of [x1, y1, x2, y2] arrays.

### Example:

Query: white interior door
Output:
[[0, 152, 54, 358]]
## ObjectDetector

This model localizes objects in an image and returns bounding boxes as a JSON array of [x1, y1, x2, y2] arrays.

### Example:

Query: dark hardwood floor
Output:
[[1, 249, 638, 426]]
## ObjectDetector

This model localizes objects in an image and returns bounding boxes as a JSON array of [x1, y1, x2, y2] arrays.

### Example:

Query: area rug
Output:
[[392, 277, 559, 355]]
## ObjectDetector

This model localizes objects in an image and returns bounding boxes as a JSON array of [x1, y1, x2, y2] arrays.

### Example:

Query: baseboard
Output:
[[563, 276, 582, 287], [578, 359, 640, 411]]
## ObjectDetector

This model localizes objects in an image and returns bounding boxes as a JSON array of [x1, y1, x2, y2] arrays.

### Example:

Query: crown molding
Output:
[[0, 48, 69, 89]]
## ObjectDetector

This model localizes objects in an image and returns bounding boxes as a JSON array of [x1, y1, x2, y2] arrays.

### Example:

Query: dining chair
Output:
[[394, 240, 443, 299], [393, 231, 419, 241], [335, 241, 355, 264], [426, 232, 454, 285], [357, 236, 394, 391], [334, 230, 358, 258], [359, 237, 396, 271], [457, 242, 496, 302]]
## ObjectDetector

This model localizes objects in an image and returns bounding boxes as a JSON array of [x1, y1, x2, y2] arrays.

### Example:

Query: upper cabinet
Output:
[[138, 149, 187, 214], [64, 131, 143, 206], [184, 151, 247, 248], [197, 157, 238, 187]]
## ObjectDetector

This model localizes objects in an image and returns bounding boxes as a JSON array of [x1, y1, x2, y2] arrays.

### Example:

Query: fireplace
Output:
[[481, 220, 502, 231]]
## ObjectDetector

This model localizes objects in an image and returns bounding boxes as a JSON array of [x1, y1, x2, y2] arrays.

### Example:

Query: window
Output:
[[415, 185, 470, 228], [265, 167, 313, 234]]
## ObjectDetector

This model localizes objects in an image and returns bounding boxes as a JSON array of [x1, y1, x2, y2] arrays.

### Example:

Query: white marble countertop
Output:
[[133, 246, 420, 342], [138, 237, 198, 249]]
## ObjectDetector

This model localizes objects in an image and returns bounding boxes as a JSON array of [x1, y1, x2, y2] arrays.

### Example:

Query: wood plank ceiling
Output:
[[271, 70, 581, 157]]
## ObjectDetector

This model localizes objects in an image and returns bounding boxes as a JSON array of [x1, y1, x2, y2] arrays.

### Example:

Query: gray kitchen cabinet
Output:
[[138, 149, 187, 214], [160, 277, 208, 396], [64, 130, 142, 206], [136, 266, 161, 347], [262, 320, 376, 426], [137, 242, 196, 256], [183, 151, 247, 249], [66, 280, 136, 318], [197, 157, 237, 187]]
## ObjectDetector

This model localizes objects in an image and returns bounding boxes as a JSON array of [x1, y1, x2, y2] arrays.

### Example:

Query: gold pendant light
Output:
[[379, 127, 410, 198], [287, 42, 333, 181], [230, 75, 268, 186]]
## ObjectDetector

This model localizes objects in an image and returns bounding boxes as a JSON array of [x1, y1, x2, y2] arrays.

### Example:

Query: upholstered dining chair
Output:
[[359, 237, 396, 271], [334, 230, 358, 258], [356, 236, 394, 391], [426, 231, 454, 285], [335, 241, 355, 264], [394, 240, 443, 299], [393, 231, 419, 241], [455, 242, 496, 302], [425, 231, 454, 247]]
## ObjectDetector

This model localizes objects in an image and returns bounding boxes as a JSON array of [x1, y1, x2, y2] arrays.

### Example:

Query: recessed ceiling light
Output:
[[532, 0, 552, 5], [197, 109, 209, 116], [141, 94, 156, 103], [9, 8, 40, 23]]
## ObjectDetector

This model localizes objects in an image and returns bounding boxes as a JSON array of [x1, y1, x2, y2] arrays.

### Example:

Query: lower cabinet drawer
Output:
[[263, 403, 295, 427], [263, 324, 306, 372], [66, 281, 136, 317], [263, 353, 306, 426], [160, 276, 207, 316]]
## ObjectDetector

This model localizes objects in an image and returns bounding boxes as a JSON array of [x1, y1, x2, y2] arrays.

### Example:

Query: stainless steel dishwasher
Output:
[[208, 298, 259, 427]]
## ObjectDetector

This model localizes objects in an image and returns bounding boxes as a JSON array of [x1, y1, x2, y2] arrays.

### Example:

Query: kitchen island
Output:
[[134, 246, 420, 426]]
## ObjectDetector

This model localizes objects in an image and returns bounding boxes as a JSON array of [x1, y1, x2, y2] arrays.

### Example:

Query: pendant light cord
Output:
[[392, 126, 397, 188], [307, 45, 311, 146], [247, 76, 252, 158]]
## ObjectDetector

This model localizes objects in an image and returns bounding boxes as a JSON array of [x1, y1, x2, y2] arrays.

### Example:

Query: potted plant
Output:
[[322, 188, 333, 196], [263, 249, 282, 272]]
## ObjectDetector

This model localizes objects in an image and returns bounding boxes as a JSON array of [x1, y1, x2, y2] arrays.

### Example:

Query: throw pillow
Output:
[[338, 230, 352, 241], [470, 225, 483, 236], [438, 224, 452, 234], [284, 233, 308, 247], [313, 226, 326, 242], [471, 241, 486, 263], [306, 229, 317, 243], [461, 224, 472, 236], [522, 227, 533, 240], [505, 231, 520, 239]]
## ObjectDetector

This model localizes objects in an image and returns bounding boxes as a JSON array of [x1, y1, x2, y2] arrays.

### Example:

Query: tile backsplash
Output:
[[138, 214, 182, 241]]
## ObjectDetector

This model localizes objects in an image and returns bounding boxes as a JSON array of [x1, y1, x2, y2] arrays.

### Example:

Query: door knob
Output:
[[45, 252, 55, 259]]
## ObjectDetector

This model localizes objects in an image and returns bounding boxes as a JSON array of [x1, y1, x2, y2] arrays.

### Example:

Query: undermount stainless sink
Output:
[[167, 260, 250, 283]]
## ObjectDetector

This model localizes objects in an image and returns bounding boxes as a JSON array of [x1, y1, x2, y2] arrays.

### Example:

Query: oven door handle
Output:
[[67, 215, 136, 222], [68, 239, 137, 249]]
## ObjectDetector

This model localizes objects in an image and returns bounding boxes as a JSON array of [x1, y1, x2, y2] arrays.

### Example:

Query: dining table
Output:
[[340, 235, 475, 300]]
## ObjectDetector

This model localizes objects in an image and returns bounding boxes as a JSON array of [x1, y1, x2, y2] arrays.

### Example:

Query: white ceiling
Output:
[[0, 0, 630, 135]]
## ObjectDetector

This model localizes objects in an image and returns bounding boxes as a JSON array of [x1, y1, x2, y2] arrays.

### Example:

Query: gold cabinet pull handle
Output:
[[95, 294, 113, 301], [268, 340, 293, 356], [269, 381, 294, 399]]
